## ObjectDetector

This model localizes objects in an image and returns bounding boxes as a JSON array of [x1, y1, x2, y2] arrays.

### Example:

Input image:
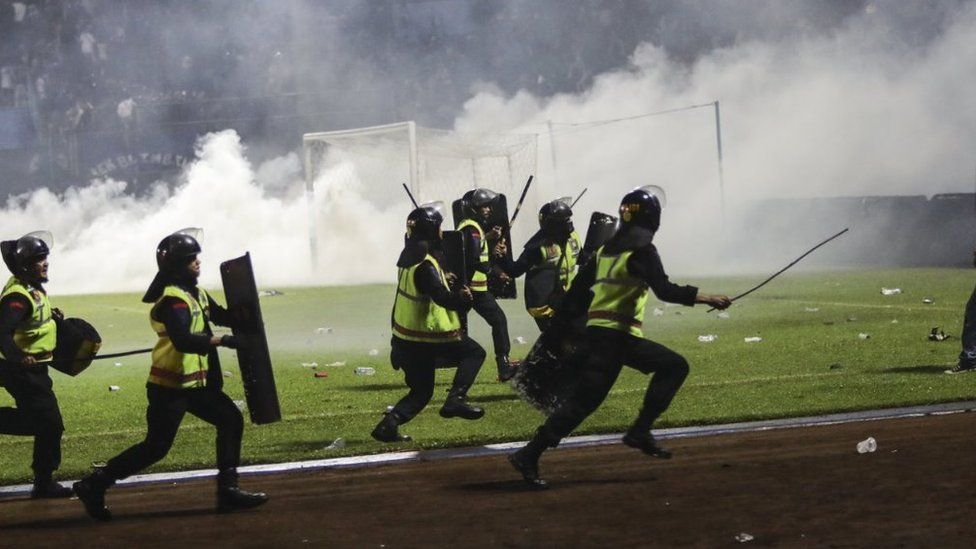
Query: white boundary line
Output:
[[3, 400, 974, 498]]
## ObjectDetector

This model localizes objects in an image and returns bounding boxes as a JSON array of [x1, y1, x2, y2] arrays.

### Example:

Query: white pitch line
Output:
[[2, 400, 973, 498]]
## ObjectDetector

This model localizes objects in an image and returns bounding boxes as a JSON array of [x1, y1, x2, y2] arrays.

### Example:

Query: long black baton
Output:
[[402, 183, 419, 208], [708, 227, 850, 312], [570, 188, 588, 209], [35, 347, 154, 367], [509, 175, 534, 226]]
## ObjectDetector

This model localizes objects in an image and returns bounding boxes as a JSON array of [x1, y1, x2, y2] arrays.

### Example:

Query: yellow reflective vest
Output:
[[457, 218, 489, 292], [586, 247, 649, 337], [148, 285, 211, 389], [392, 254, 463, 343], [0, 276, 56, 360], [527, 231, 582, 318]]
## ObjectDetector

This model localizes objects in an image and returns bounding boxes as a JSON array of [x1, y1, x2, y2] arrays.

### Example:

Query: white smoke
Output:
[[0, 130, 405, 295], [453, 2, 976, 273]]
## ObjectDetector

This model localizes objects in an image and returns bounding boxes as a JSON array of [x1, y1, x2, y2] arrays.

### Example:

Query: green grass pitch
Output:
[[0, 268, 972, 485]]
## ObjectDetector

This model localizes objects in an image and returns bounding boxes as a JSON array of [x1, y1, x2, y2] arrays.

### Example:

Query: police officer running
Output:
[[509, 186, 732, 487], [371, 203, 488, 442], [73, 231, 268, 520], [0, 232, 73, 498], [495, 197, 583, 332], [948, 245, 976, 374], [457, 188, 518, 380]]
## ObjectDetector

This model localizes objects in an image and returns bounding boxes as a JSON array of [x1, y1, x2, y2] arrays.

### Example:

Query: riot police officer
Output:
[[457, 188, 518, 381], [73, 231, 268, 520], [508, 186, 732, 487], [371, 203, 488, 442], [495, 198, 583, 331], [0, 231, 73, 498]]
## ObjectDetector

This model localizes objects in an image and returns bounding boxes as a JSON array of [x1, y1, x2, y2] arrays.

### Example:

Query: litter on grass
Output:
[[325, 438, 346, 450], [858, 333, 871, 340], [922, 298, 934, 304], [233, 400, 247, 412], [108, 385, 120, 392], [315, 327, 334, 335], [223, 371, 232, 377], [355, 367, 376, 376], [697, 334, 717, 343], [652, 308, 664, 316], [928, 328, 951, 342], [744, 336, 762, 343], [368, 349, 380, 356], [515, 336, 527, 344], [301, 362, 319, 368], [717, 311, 730, 319], [314, 371, 329, 378], [258, 289, 284, 297], [325, 361, 347, 367], [880, 288, 902, 296], [804, 307, 820, 312]]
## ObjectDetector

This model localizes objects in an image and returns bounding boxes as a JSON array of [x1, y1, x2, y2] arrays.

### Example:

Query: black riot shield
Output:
[[441, 230, 468, 287], [51, 317, 102, 376], [486, 193, 516, 299], [220, 253, 281, 425], [583, 212, 619, 253], [510, 322, 587, 415]]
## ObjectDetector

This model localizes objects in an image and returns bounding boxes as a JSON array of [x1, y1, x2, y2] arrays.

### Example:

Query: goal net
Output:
[[303, 121, 538, 266]]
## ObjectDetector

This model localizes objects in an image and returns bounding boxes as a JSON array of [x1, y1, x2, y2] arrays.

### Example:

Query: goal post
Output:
[[302, 121, 538, 270]]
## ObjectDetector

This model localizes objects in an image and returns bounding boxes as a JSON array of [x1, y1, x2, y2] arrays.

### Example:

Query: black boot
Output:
[[496, 355, 519, 382], [508, 428, 554, 488], [30, 472, 73, 499], [370, 411, 412, 442], [216, 470, 269, 513], [622, 429, 672, 459], [73, 469, 115, 521], [439, 387, 485, 420]]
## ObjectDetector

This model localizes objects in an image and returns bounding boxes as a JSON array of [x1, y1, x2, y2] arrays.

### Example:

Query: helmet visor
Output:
[[23, 230, 53, 251], [636, 185, 667, 208], [555, 196, 573, 207], [173, 227, 204, 245], [420, 201, 445, 217]]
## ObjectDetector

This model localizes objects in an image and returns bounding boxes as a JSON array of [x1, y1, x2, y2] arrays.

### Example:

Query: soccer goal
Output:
[[302, 121, 538, 267]]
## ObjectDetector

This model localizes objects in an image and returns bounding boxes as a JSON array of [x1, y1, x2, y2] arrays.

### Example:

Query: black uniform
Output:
[[959, 283, 976, 369], [0, 290, 64, 482], [459, 223, 512, 375], [518, 225, 697, 461], [100, 282, 244, 487], [389, 245, 486, 422], [498, 231, 582, 332]]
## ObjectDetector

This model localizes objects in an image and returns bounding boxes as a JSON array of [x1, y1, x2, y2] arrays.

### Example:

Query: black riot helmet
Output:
[[1, 231, 53, 280], [538, 197, 574, 237], [619, 185, 666, 232], [156, 229, 202, 274], [464, 188, 497, 222], [406, 202, 445, 242]]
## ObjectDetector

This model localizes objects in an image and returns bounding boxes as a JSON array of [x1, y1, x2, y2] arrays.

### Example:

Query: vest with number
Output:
[[586, 247, 649, 337], [148, 285, 211, 389], [526, 231, 582, 318], [457, 218, 490, 292], [392, 255, 463, 343], [0, 276, 56, 360]]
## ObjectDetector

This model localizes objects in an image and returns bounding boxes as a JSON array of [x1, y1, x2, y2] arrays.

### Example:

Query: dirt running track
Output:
[[2, 412, 975, 548]]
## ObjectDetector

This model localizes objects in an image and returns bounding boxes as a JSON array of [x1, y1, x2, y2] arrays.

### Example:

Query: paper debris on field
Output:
[[325, 361, 346, 367], [114, 362, 122, 367], [743, 336, 762, 343], [847, 316, 857, 322], [803, 307, 820, 312], [515, 336, 527, 344], [223, 371, 232, 377], [368, 349, 380, 356], [880, 287, 901, 296], [301, 362, 319, 368], [233, 400, 247, 412], [315, 327, 334, 335], [717, 311, 730, 319], [697, 334, 717, 343], [108, 385, 120, 392], [652, 308, 664, 316], [928, 328, 951, 342], [325, 438, 346, 450], [258, 289, 284, 297], [734, 533, 754, 543], [858, 333, 871, 340], [922, 298, 934, 304]]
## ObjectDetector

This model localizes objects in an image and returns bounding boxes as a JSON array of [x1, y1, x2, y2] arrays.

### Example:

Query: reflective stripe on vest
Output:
[[0, 276, 56, 359], [392, 254, 463, 343], [457, 218, 490, 292], [586, 247, 649, 337], [147, 285, 211, 389]]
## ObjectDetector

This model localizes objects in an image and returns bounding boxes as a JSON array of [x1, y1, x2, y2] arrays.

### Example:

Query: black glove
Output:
[[220, 334, 241, 349]]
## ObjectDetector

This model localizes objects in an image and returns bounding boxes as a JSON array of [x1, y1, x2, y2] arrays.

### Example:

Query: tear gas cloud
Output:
[[2, 0, 975, 292]]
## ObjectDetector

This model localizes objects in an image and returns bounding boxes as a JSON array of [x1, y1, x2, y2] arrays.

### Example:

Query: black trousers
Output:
[[104, 383, 243, 485], [961, 283, 976, 365], [390, 336, 486, 422], [540, 326, 689, 443], [463, 290, 510, 359], [0, 364, 64, 476]]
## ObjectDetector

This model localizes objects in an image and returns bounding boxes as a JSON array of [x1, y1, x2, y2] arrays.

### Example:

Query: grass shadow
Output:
[[880, 365, 952, 375]]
